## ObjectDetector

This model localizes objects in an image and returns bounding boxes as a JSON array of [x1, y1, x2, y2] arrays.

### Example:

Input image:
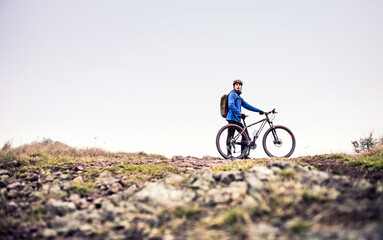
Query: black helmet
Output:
[[233, 79, 243, 86]]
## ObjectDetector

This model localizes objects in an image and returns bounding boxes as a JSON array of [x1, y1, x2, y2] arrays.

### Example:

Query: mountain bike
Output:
[[216, 109, 296, 159]]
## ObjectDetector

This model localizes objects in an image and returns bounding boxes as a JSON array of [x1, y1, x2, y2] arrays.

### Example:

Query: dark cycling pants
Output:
[[227, 120, 249, 155]]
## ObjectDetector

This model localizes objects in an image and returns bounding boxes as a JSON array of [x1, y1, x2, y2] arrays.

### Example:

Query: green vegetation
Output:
[[213, 159, 269, 172], [347, 147, 383, 170], [328, 153, 348, 160], [302, 190, 318, 202], [70, 181, 95, 197], [289, 220, 312, 234], [173, 204, 201, 219], [278, 168, 296, 179]]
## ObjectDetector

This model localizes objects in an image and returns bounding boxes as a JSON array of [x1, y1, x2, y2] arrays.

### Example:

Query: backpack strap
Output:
[[229, 91, 241, 103]]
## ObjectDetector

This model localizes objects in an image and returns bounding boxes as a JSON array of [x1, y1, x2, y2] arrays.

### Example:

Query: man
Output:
[[226, 79, 264, 158]]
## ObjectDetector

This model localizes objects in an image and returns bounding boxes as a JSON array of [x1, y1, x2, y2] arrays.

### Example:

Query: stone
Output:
[[43, 229, 57, 239], [101, 200, 121, 222], [189, 172, 215, 190], [27, 173, 39, 182], [79, 224, 96, 237], [77, 166, 84, 171], [49, 183, 67, 198], [245, 172, 264, 192], [47, 199, 76, 216], [133, 183, 195, 208], [30, 191, 44, 201], [69, 194, 89, 209], [72, 176, 84, 184], [6, 201, 18, 212], [171, 156, 184, 161], [164, 174, 185, 185], [7, 181, 23, 191], [95, 170, 119, 186], [59, 174, 71, 181], [121, 184, 138, 200], [206, 188, 231, 204], [7, 189, 21, 199], [249, 222, 280, 239], [6, 160, 18, 168], [108, 182, 122, 194], [214, 171, 244, 185], [250, 166, 274, 180]]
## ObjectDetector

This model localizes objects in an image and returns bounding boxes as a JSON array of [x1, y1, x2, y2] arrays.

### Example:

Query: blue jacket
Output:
[[226, 89, 261, 123]]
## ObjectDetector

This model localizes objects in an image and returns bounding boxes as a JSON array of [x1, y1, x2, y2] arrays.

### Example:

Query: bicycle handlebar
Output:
[[266, 109, 277, 115], [236, 109, 277, 119]]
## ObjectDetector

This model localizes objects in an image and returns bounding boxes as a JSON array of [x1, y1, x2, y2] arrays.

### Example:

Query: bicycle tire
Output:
[[262, 125, 296, 158], [216, 124, 250, 159]]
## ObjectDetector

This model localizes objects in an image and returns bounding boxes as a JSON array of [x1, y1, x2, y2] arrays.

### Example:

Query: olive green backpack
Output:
[[220, 91, 239, 118]]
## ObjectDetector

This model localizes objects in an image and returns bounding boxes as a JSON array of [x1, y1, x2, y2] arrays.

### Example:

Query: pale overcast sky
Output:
[[1, 0, 382, 158]]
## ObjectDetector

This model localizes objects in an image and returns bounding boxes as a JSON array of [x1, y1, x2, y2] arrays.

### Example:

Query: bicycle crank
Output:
[[249, 142, 257, 150]]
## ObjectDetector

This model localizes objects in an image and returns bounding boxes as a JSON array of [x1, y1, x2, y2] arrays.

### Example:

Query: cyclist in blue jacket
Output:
[[226, 79, 264, 158]]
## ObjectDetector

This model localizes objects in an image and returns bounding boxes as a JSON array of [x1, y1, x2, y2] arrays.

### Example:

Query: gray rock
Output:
[[164, 174, 185, 185], [79, 224, 97, 237], [132, 183, 195, 208], [249, 166, 274, 180], [108, 182, 122, 194], [49, 183, 67, 198], [69, 194, 89, 209], [30, 191, 44, 201], [7, 189, 22, 199], [189, 172, 215, 190], [59, 173, 71, 181], [245, 171, 264, 192], [6, 201, 18, 211], [95, 170, 119, 186], [7, 181, 23, 191], [47, 199, 76, 216], [6, 160, 18, 168], [121, 184, 138, 200], [72, 176, 84, 184], [214, 171, 244, 185], [101, 200, 122, 222], [43, 229, 57, 239], [249, 222, 280, 239]]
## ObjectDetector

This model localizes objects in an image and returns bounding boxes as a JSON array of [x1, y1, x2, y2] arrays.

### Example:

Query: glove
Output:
[[259, 110, 264, 115], [240, 113, 247, 119]]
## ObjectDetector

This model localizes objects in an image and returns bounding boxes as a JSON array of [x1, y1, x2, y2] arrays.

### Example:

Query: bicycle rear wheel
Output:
[[262, 125, 295, 158], [216, 124, 250, 159]]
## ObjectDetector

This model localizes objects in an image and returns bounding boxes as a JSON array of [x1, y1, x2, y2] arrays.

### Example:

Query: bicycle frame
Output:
[[236, 113, 275, 145]]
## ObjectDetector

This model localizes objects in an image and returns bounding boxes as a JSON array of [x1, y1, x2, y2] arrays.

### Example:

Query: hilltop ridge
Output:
[[1, 140, 383, 239]]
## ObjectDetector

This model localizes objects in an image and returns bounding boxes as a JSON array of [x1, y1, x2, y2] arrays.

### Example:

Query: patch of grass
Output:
[[70, 182, 95, 197], [173, 204, 201, 219], [328, 168, 342, 175], [289, 220, 312, 234], [21, 205, 48, 223], [328, 154, 347, 160], [82, 168, 101, 179], [302, 190, 318, 202], [213, 159, 268, 172], [347, 147, 383, 170], [110, 164, 178, 175], [278, 168, 296, 179], [0, 151, 18, 165], [0, 219, 15, 230]]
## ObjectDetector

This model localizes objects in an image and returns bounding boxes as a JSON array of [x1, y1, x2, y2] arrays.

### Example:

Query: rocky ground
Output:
[[1, 142, 383, 239]]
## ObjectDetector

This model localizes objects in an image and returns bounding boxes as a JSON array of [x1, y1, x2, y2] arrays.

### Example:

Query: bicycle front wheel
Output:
[[216, 124, 249, 159], [263, 125, 296, 158]]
